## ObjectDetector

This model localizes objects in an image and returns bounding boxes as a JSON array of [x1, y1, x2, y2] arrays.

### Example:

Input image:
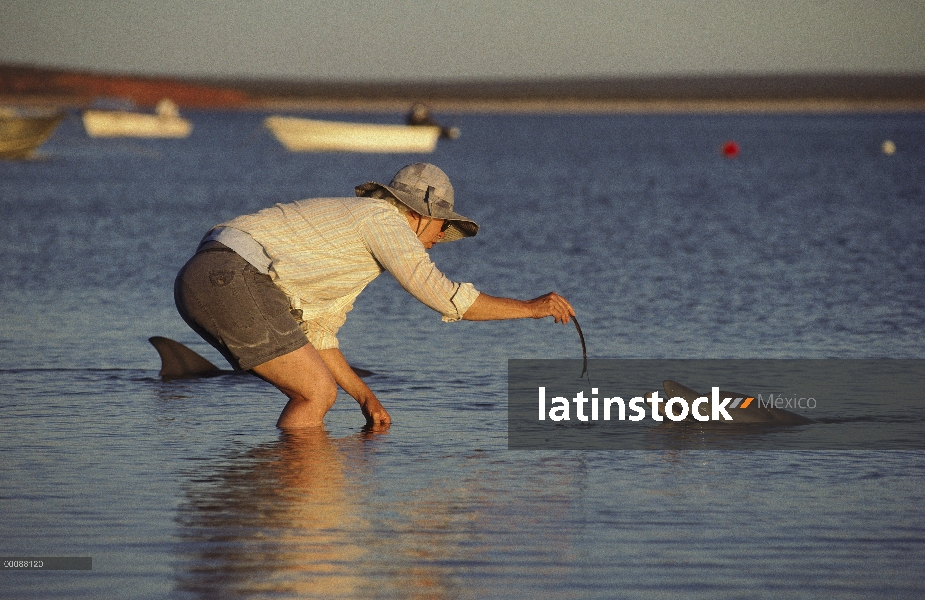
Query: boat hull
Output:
[[265, 116, 440, 153], [82, 110, 192, 138], [0, 113, 65, 159]]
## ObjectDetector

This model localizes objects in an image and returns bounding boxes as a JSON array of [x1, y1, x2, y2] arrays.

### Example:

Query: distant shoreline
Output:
[[243, 97, 925, 115], [4, 93, 924, 115], [2, 64, 924, 114]]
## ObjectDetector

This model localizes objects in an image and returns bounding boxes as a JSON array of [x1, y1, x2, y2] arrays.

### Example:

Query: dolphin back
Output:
[[149, 336, 223, 379], [662, 380, 813, 425], [719, 389, 814, 425]]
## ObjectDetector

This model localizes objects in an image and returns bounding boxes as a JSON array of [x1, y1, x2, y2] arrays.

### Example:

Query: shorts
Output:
[[174, 242, 308, 371]]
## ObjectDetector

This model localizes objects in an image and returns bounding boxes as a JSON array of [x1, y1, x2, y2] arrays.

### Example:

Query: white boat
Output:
[[0, 108, 65, 159], [265, 115, 441, 153], [82, 99, 192, 138]]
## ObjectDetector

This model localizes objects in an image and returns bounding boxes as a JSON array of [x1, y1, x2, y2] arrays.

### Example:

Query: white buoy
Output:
[[882, 140, 896, 155]]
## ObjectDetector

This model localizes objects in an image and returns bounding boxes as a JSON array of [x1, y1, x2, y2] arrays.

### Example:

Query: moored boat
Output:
[[265, 115, 441, 153], [0, 108, 65, 159], [406, 103, 460, 140], [82, 99, 192, 138]]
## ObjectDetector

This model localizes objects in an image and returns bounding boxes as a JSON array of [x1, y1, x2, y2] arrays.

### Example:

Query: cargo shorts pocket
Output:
[[209, 270, 236, 287]]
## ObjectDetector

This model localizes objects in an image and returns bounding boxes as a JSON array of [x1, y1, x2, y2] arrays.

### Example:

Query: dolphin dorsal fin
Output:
[[148, 336, 221, 379], [663, 380, 704, 402]]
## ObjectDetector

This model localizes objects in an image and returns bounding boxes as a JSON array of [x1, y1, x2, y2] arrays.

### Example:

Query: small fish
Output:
[[572, 315, 589, 381]]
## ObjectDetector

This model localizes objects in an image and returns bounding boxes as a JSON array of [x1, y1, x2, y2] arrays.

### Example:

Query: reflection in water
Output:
[[175, 427, 378, 598], [174, 427, 580, 599]]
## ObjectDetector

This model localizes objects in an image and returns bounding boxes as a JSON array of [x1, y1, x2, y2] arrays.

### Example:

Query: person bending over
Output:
[[174, 163, 574, 428]]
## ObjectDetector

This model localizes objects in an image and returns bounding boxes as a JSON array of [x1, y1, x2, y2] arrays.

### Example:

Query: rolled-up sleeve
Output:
[[446, 282, 479, 322], [360, 210, 480, 322]]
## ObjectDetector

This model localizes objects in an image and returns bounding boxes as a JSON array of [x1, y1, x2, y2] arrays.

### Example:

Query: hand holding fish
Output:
[[458, 290, 587, 377], [522, 292, 587, 378], [524, 291, 575, 324]]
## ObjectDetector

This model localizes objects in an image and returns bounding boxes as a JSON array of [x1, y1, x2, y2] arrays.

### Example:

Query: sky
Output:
[[3, 0, 924, 81]]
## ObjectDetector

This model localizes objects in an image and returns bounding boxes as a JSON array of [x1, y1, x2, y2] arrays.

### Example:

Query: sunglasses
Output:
[[440, 220, 451, 232]]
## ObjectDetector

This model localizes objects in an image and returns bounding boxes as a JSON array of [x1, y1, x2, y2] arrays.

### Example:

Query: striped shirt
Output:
[[213, 196, 480, 350]]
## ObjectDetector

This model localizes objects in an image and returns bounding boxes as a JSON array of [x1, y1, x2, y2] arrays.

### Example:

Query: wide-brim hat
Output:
[[355, 162, 479, 243]]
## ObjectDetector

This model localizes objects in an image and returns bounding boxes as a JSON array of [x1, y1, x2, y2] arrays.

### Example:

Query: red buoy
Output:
[[721, 140, 740, 158]]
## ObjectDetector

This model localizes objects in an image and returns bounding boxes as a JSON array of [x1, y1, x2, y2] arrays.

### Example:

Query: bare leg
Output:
[[251, 343, 339, 429]]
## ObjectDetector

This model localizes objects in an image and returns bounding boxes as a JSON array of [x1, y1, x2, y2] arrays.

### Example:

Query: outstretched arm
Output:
[[462, 292, 575, 324]]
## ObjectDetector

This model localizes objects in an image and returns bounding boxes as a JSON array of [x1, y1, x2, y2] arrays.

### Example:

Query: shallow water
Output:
[[1, 110, 924, 598]]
